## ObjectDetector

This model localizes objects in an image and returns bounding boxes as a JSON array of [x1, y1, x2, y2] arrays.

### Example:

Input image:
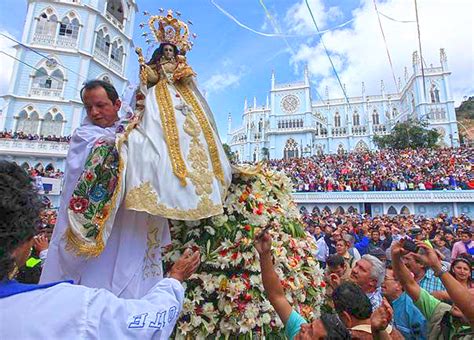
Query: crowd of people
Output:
[[296, 210, 474, 338], [267, 147, 474, 192], [0, 130, 71, 143]]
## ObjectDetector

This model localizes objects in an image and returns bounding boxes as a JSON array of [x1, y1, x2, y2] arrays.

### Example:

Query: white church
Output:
[[228, 49, 460, 162], [0, 0, 136, 174]]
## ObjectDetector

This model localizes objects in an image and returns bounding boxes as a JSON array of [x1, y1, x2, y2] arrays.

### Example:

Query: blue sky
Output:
[[0, 0, 473, 139]]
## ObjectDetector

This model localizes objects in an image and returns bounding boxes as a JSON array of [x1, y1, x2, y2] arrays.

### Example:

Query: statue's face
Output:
[[163, 45, 175, 60]]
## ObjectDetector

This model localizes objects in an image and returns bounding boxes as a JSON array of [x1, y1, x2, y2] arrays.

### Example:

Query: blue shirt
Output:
[[392, 292, 428, 340], [285, 310, 307, 340]]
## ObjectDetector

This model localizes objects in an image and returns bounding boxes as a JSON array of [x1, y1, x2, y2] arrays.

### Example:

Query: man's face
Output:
[[350, 259, 374, 292], [382, 269, 401, 301], [371, 231, 380, 242], [328, 264, 346, 278], [295, 319, 327, 340], [403, 253, 425, 277], [83, 87, 120, 128], [461, 233, 471, 243]]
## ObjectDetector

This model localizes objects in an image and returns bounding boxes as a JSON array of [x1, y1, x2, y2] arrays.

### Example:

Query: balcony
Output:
[[0, 139, 69, 157], [93, 49, 123, 74], [332, 127, 347, 136], [30, 87, 63, 99], [32, 33, 78, 49], [373, 124, 388, 134], [105, 11, 124, 30], [352, 126, 367, 135], [292, 190, 474, 204]]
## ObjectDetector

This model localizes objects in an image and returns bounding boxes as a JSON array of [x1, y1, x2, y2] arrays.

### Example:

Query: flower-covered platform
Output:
[[163, 167, 325, 339]]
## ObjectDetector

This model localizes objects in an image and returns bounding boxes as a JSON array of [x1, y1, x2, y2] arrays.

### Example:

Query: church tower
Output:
[[0, 0, 137, 204]]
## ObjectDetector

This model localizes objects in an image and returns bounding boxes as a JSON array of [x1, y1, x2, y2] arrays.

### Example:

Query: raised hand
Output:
[[254, 230, 272, 257], [33, 234, 49, 253], [371, 298, 393, 332], [169, 249, 200, 282]]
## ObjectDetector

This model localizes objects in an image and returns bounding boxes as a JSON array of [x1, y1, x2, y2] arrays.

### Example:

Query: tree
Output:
[[373, 119, 440, 150], [222, 143, 237, 163]]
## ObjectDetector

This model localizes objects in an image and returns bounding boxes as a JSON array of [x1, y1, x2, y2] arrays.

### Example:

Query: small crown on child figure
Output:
[[148, 9, 195, 52]]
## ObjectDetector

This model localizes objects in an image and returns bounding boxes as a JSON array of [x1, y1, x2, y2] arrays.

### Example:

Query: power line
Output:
[[304, 0, 350, 106], [0, 33, 88, 83], [258, 0, 325, 102], [373, 0, 398, 90], [414, 0, 427, 102]]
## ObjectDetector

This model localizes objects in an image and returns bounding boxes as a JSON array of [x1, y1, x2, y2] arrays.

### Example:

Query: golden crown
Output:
[[145, 9, 195, 52]]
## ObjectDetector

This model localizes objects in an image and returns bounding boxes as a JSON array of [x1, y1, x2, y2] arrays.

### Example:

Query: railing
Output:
[[93, 48, 123, 73], [332, 127, 347, 136], [0, 139, 69, 157], [56, 35, 78, 49], [373, 124, 388, 134], [109, 58, 123, 73], [352, 126, 367, 135], [30, 88, 63, 99], [105, 11, 124, 30], [292, 190, 474, 203], [32, 33, 78, 49]]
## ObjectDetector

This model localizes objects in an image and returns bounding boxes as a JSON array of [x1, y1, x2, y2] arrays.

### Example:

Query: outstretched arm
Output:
[[391, 242, 421, 302], [415, 242, 474, 327], [255, 232, 292, 324]]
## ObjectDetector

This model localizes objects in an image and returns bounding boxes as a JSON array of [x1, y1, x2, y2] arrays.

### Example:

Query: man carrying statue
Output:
[[41, 9, 232, 298]]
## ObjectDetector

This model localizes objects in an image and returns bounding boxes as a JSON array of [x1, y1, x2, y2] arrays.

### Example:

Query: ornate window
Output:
[[334, 112, 341, 127], [110, 40, 124, 65], [35, 11, 58, 37], [41, 110, 64, 136], [30, 59, 65, 98], [430, 85, 440, 103], [353, 111, 360, 126], [16, 108, 40, 135], [400, 206, 411, 215], [387, 206, 397, 215], [94, 28, 111, 63], [106, 0, 125, 23], [59, 15, 80, 40], [372, 110, 380, 125], [355, 140, 368, 152], [284, 138, 299, 159]]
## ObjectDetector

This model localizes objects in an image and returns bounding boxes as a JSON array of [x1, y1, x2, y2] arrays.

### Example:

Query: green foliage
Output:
[[373, 119, 440, 150], [222, 143, 238, 163]]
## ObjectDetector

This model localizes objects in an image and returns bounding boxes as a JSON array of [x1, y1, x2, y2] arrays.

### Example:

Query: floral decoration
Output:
[[163, 167, 324, 339], [68, 139, 120, 239]]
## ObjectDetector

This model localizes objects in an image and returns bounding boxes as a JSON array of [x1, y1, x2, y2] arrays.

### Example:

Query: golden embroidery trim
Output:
[[125, 182, 223, 221], [155, 79, 188, 186], [175, 82, 225, 185]]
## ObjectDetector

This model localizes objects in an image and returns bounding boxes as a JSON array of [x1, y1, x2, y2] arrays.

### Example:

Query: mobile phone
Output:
[[402, 238, 419, 253]]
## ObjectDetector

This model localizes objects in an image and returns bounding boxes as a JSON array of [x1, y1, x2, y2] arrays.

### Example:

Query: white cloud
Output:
[[0, 31, 16, 96], [286, 0, 343, 34], [286, 0, 474, 104], [203, 71, 243, 95]]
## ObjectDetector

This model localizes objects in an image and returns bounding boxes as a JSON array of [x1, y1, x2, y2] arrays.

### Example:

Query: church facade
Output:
[[0, 0, 136, 177], [228, 49, 460, 162]]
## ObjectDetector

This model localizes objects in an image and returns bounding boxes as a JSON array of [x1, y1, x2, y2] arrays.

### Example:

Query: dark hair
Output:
[[450, 256, 473, 283], [320, 313, 351, 339], [332, 281, 372, 320], [461, 229, 472, 237], [327, 254, 345, 268], [147, 43, 180, 65], [80, 80, 119, 104], [0, 161, 43, 281]]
